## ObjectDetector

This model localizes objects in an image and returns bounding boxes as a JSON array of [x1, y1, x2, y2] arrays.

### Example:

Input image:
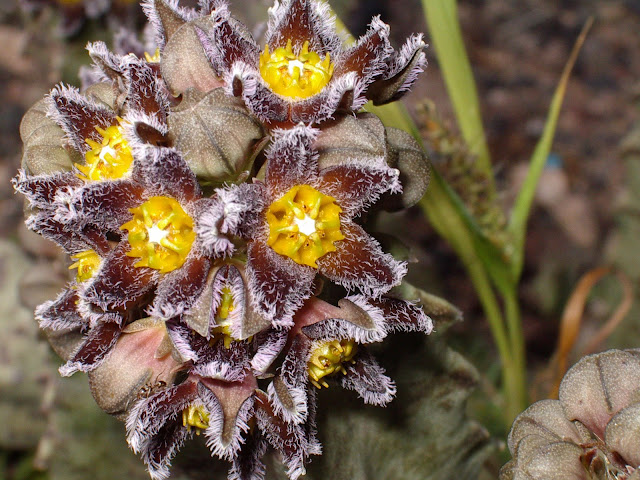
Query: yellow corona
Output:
[[144, 49, 161, 63], [266, 185, 344, 268], [182, 404, 209, 435], [120, 196, 196, 274], [77, 118, 133, 182], [259, 39, 334, 100], [308, 339, 358, 389], [69, 249, 102, 283], [211, 287, 237, 348]]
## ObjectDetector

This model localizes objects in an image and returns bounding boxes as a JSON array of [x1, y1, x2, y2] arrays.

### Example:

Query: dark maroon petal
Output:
[[316, 221, 406, 297], [242, 82, 290, 126], [82, 242, 158, 312], [265, 0, 340, 55], [123, 56, 170, 123], [126, 380, 199, 453], [340, 347, 396, 406], [298, 295, 387, 344], [196, 7, 260, 74], [199, 378, 256, 460], [47, 84, 117, 154], [59, 319, 123, 376], [268, 335, 312, 424], [367, 296, 433, 335], [25, 212, 93, 254], [254, 390, 314, 479], [228, 429, 267, 480], [316, 162, 400, 217], [35, 288, 85, 332], [366, 34, 427, 105], [251, 328, 288, 375], [166, 320, 200, 362], [288, 81, 354, 124], [265, 126, 318, 196], [334, 16, 392, 85], [246, 240, 315, 328], [12, 170, 82, 209], [151, 256, 211, 319], [86, 41, 125, 81], [133, 148, 201, 203], [58, 180, 145, 232], [141, 419, 189, 480], [191, 341, 250, 382]]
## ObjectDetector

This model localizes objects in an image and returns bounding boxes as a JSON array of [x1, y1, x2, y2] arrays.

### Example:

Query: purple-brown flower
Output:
[[144, 0, 426, 128], [214, 125, 407, 328]]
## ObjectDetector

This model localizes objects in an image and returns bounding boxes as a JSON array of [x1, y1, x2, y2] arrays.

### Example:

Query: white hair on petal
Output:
[[306, 294, 389, 344], [191, 357, 247, 382], [167, 325, 199, 363], [384, 33, 427, 81], [251, 330, 287, 375], [340, 353, 396, 406], [194, 199, 236, 258], [267, 379, 308, 425], [201, 388, 254, 461]]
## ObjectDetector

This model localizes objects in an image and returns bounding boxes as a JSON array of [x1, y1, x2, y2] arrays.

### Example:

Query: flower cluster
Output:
[[15, 0, 431, 479], [502, 349, 640, 480]]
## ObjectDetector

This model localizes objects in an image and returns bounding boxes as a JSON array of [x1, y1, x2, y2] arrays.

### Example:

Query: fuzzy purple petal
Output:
[[367, 296, 433, 335], [298, 296, 387, 344], [268, 335, 312, 425], [196, 4, 259, 74], [246, 240, 315, 328], [265, 126, 319, 196], [82, 242, 158, 312], [59, 319, 123, 376], [12, 170, 83, 209], [228, 429, 267, 480], [317, 221, 406, 297], [316, 162, 401, 217], [334, 16, 392, 86], [133, 147, 201, 203], [191, 341, 250, 382], [265, 0, 340, 56], [54, 179, 145, 231], [36, 288, 85, 332], [340, 347, 396, 406], [150, 256, 211, 319], [200, 376, 257, 461], [126, 380, 199, 453], [47, 84, 117, 154]]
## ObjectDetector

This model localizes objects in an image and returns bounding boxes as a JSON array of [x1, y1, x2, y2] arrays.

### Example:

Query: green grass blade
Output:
[[421, 0, 493, 188], [509, 18, 593, 280]]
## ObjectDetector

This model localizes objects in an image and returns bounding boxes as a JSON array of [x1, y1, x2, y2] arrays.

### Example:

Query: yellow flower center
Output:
[[308, 339, 358, 389], [120, 196, 195, 274], [69, 250, 102, 283], [259, 39, 334, 100], [211, 287, 237, 349], [144, 49, 161, 63], [266, 185, 344, 268], [182, 404, 209, 435], [76, 118, 133, 182]]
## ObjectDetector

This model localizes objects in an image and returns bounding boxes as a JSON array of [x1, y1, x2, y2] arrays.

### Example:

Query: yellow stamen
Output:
[[308, 339, 358, 389], [69, 250, 102, 283], [266, 185, 344, 268], [211, 287, 238, 349], [182, 404, 209, 435], [120, 196, 195, 274], [144, 48, 161, 63], [259, 39, 334, 100], [76, 118, 133, 182]]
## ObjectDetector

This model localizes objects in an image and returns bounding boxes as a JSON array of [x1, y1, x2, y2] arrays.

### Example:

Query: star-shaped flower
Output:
[[144, 0, 427, 127], [214, 125, 407, 328]]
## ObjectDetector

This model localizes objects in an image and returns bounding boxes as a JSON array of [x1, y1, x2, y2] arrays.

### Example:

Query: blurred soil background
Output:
[[0, 0, 639, 478]]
